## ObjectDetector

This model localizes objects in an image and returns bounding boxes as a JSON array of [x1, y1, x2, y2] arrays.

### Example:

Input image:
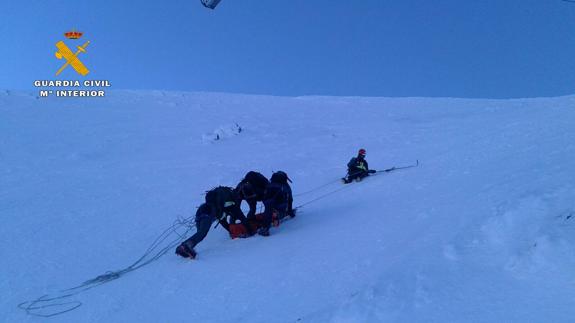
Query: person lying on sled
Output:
[[343, 148, 376, 183]]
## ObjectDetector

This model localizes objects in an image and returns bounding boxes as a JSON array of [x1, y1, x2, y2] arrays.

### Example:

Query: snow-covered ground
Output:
[[2, 90, 575, 322]]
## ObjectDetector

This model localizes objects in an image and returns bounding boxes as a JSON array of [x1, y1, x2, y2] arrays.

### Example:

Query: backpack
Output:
[[244, 171, 269, 190], [205, 186, 236, 209]]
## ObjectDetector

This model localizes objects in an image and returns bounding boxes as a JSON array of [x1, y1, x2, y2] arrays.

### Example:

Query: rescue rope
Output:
[[295, 160, 419, 209], [18, 178, 353, 317], [293, 178, 343, 197], [19, 215, 196, 318], [295, 184, 355, 209], [19, 160, 418, 317]]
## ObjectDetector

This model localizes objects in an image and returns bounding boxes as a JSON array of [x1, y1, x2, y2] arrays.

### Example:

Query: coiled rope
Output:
[[18, 215, 196, 317]]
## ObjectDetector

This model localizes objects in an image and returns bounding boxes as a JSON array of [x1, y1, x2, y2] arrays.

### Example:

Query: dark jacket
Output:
[[264, 171, 293, 214], [347, 156, 369, 174], [241, 171, 269, 197], [195, 203, 215, 223], [204, 186, 253, 234], [205, 186, 241, 220], [235, 171, 269, 217]]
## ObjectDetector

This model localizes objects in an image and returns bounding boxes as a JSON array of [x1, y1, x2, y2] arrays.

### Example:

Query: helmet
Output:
[[358, 148, 366, 156]]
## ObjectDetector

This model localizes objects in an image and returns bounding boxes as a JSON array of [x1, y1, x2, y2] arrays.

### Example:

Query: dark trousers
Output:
[[261, 200, 288, 229], [347, 169, 369, 181], [184, 216, 213, 249]]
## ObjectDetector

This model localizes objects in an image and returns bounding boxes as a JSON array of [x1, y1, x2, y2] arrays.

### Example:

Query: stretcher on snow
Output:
[[228, 210, 295, 239]]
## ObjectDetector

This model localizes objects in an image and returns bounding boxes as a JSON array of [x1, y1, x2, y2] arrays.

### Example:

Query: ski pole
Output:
[[377, 160, 419, 173]]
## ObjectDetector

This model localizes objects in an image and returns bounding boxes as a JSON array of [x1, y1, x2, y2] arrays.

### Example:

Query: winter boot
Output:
[[258, 227, 270, 237], [175, 242, 197, 259]]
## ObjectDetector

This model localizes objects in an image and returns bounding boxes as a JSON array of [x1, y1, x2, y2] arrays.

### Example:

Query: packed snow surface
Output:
[[2, 90, 575, 322]]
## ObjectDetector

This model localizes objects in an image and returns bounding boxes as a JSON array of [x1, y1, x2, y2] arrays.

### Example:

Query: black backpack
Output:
[[205, 186, 236, 209], [244, 171, 269, 189]]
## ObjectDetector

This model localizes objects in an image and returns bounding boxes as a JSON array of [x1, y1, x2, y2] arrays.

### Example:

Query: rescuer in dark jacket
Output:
[[343, 148, 376, 183], [234, 171, 270, 219], [258, 171, 294, 237], [175, 186, 253, 259]]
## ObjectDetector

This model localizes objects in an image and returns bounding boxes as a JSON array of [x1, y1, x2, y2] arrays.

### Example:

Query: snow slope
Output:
[[2, 90, 575, 322]]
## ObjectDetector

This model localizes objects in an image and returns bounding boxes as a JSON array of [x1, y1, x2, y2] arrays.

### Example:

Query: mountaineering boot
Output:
[[342, 177, 351, 184], [258, 227, 270, 237], [175, 242, 197, 259]]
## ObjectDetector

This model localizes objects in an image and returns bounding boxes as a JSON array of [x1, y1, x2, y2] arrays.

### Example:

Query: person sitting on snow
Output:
[[175, 186, 253, 259], [343, 148, 376, 183], [258, 171, 295, 237], [234, 171, 270, 219]]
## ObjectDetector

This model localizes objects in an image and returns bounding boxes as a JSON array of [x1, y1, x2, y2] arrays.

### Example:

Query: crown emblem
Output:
[[64, 30, 83, 40]]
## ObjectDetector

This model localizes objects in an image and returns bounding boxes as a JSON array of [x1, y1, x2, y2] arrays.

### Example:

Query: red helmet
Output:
[[358, 148, 366, 156]]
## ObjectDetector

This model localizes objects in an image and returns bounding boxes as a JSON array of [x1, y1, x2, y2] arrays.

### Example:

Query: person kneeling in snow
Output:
[[258, 171, 295, 237], [234, 171, 270, 219], [343, 148, 376, 183], [176, 186, 254, 259]]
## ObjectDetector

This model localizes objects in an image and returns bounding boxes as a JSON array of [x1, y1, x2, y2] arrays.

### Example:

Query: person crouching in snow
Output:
[[343, 148, 376, 183], [234, 171, 269, 219], [258, 171, 294, 237], [175, 186, 254, 259]]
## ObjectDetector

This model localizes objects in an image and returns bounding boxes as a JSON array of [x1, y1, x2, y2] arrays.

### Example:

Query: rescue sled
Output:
[[228, 210, 295, 239]]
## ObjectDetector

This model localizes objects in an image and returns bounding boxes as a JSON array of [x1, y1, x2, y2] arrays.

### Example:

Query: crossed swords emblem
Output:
[[55, 40, 90, 76]]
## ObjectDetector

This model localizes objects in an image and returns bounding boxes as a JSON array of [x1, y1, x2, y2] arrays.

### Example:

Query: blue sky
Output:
[[1, 0, 574, 98]]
